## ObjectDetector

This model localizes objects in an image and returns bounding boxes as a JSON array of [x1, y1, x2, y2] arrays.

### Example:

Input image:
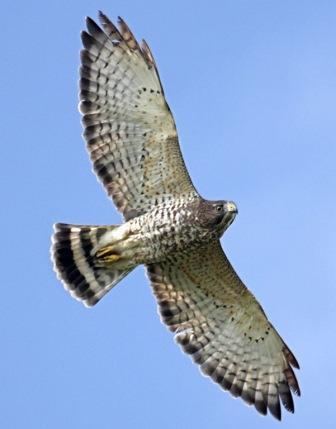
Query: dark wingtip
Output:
[[284, 367, 301, 398], [98, 10, 108, 25], [254, 399, 267, 416], [81, 31, 93, 49], [268, 402, 282, 421], [283, 345, 300, 369], [86, 16, 98, 29], [291, 348, 300, 370], [289, 353, 300, 370]]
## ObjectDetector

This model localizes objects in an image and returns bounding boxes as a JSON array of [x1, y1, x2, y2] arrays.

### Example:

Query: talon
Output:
[[102, 254, 121, 263], [96, 246, 121, 263]]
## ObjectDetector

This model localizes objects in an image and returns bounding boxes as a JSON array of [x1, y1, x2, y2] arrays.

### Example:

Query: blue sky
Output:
[[2, 0, 336, 428]]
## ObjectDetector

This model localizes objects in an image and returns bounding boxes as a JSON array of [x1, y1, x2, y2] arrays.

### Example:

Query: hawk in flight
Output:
[[52, 12, 300, 420]]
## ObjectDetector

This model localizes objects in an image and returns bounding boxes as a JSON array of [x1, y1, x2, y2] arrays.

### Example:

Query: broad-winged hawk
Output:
[[51, 12, 300, 420]]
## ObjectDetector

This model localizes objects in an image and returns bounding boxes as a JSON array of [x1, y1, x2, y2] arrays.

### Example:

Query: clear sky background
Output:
[[2, 1, 336, 428]]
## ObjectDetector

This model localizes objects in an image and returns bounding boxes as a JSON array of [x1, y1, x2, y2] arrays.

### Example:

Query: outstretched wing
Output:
[[147, 242, 300, 420], [80, 13, 198, 220]]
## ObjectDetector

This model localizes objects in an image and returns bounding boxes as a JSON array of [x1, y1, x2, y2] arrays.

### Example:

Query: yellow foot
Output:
[[95, 246, 121, 264]]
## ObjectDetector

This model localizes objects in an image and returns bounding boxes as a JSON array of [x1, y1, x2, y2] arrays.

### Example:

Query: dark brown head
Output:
[[197, 199, 238, 233]]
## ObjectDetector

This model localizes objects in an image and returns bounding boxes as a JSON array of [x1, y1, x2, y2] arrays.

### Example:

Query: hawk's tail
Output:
[[51, 223, 135, 307]]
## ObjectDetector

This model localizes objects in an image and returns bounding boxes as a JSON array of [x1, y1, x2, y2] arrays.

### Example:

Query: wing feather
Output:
[[147, 242, 300, 420], [79, 13, 198, 220]]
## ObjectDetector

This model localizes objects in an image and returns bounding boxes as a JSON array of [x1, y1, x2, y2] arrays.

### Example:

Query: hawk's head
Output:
[[197, 199, 238, 234]]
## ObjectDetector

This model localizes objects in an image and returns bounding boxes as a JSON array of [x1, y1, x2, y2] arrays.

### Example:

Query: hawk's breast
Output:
[[133, 197, 220, 263]]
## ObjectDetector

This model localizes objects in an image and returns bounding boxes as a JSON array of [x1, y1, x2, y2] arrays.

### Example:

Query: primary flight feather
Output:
[[51, 12, 300, 420]]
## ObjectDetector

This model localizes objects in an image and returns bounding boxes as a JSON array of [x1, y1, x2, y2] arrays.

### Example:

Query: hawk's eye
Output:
[[215, 205, 223, 212]]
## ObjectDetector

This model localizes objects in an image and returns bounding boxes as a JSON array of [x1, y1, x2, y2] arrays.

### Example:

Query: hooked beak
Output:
[[224, 201, 238, 215]]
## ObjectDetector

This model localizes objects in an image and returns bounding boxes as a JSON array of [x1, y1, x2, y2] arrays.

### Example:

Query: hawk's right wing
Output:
[[147, 241, 300, 420], [80, 13, 198, 220]]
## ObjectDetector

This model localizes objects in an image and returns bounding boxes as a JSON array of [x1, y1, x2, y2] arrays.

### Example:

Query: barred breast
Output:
[[131, 197, 217, 263]]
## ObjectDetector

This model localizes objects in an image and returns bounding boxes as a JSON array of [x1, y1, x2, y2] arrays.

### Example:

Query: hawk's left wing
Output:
[[147, 241, 300, 420], [80, 13, 198, 220]]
